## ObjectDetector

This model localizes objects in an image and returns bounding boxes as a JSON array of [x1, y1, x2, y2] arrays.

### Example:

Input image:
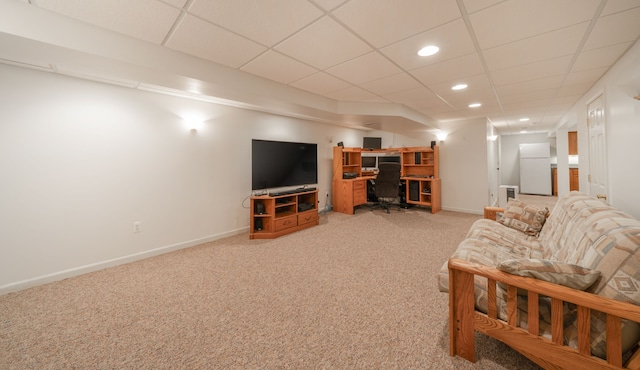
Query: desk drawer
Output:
[[353, 188, 367, 205], [298, 212, 318, 226], [274, 216, 297, 231], [353, 180, 366, 190]]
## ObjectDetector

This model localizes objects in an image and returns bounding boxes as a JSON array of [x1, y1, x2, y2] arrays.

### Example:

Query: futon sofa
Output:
[[438, 191, 640, 369]]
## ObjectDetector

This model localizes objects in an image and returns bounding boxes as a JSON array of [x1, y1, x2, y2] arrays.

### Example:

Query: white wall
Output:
[[440, 118, 488, 214], [0, 64, 431, 293], [560, 40, 640, 217]]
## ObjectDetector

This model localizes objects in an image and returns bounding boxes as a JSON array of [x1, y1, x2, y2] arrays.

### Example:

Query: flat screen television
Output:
[[251, 139, 318, 191], [363, 137, 382, 150]]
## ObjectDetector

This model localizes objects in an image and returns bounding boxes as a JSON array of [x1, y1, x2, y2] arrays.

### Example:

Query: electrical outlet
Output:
[[133, 221, 142, 233]]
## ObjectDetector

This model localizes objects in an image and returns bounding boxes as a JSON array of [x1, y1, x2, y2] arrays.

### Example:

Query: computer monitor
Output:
[[361, 156, 377, 168]]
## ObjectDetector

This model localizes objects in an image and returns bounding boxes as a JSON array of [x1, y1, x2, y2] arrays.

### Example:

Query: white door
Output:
[[587, 94, 608, 203]]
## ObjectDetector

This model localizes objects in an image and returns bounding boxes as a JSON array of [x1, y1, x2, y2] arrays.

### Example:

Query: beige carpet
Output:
[[0, 204, 551, 369]]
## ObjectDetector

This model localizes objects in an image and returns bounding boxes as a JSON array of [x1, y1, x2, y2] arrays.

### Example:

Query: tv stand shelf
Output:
[[250, 190, 318, 239]]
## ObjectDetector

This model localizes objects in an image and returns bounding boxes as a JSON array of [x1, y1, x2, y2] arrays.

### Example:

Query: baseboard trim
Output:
[[0, 227, 248, 295]]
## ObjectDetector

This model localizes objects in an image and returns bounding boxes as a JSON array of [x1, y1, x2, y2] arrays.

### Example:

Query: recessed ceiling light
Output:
[[451, 84, 467, 90], [417, 45, 439, 56], [468, 103, 481, 108], [519, 117, 530, 122]]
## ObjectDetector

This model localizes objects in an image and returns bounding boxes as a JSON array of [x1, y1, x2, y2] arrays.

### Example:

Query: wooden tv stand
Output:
[[250, 190, 318, 239]]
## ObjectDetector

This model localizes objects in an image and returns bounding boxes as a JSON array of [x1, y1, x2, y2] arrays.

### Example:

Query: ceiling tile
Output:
[[600, 0, 640, 16], [410, 53, 485, 86], [188, 0, 323, 47], [289, 72, 351, 95], [325, 52, 403, 85], [470, 0, 600, 49], [441, 88, 498, 108], [35, 0, 181, 44], [491, 55, 572, 86], [326, 86, 381, 102], [380, 18, 476, 71], [313, 0, 347, 12], [483, 22, 589, 71], [360, 73, 422, 95], [240, 51, 318, 84], [563, 66, 608, 86], [384, 87, 439, 107], [428, 73, 492, 97], [166, 14, 267, 68], [333, 0, 461, 48], [462, 0, 504, 14], [572, 42, 633, 72], [583, 7, 640, 51], [274, 16, 372, 70], [495, 75, 564, 95]]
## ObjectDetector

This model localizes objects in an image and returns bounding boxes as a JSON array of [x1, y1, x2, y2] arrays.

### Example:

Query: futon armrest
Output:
[[483, 206, 504, 220]]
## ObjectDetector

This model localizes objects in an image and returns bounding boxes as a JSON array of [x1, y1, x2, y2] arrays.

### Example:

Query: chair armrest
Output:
[[483, 206, 504, 220]]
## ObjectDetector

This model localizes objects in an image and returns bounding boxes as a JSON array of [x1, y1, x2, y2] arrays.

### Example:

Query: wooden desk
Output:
[[332, 177, 374, 214]]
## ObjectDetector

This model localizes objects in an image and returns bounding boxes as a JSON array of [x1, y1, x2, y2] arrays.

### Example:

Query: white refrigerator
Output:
[[519, 143, 552, 195]]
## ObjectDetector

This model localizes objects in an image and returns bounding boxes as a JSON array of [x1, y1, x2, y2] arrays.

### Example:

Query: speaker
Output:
[[254, 218, 263, 231], [255, 203, 265, 214], [337, 141, 344, 147], [409, 182, 420, 201], [431, 140, 436, 149], [414, 152, 421, 164]]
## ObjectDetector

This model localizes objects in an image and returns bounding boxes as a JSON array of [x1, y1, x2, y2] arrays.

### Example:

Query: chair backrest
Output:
[[375, 162, 401, 198]]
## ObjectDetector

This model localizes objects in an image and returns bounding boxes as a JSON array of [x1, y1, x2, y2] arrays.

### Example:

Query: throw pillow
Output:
[[499, 199, 549, 236], [497, 258, 601, 291]]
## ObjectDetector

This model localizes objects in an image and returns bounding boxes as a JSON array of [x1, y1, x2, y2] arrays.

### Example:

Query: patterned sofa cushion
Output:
[[497, 258, 600, 291], [499, 199, 549, 236]]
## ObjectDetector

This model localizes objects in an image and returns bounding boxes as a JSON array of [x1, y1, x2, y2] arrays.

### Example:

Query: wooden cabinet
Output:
[[250, 190, 318, 239], [332, 145, 441, 214], [568, 131, 578, 155], [569, 168, 579, 191], [401, 147, 441, 213]]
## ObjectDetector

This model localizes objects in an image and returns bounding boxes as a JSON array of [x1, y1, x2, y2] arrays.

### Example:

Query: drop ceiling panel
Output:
[[360, 73, 422, 96], [582, 7, 640, 51], [326, 86, 382, 102], [462, 0, 505, 14], [469, 0, 600, 49], [325, 52, 403, 85], [427, 74, 492, 96], [188, 0, 323, 47], [333, 0, 461, 48], [289, 72, 352, 95], [166, 14, 267, 68], [380, 18, 476, 71], [564, 67, 609, 85], [410, 53, 485, 86], [35, 0, 182, 44], [600, 0, 640, 16], [240, 51, 318, 85], [491, 55, 572, 86], [572, 42, 633, 72], [482, 22, 589, 72], [383, 87, 438, 106], [274, 16, 372, 70], [313, 0, 347, 12], [495, 76, 564, 96]]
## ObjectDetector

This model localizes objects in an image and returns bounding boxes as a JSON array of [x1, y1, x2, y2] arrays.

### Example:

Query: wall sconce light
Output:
[[183, 116, 203, 131], [436, 132, 448, 141], [488, 135, 498, 142]]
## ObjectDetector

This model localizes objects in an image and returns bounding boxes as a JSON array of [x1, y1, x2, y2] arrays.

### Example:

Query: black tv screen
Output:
[[363, 137, 382, 150], [251, 139, 318, 191]]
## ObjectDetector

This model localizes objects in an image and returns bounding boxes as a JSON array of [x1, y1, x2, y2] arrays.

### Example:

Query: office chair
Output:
[[371, 162, 402, 213]]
